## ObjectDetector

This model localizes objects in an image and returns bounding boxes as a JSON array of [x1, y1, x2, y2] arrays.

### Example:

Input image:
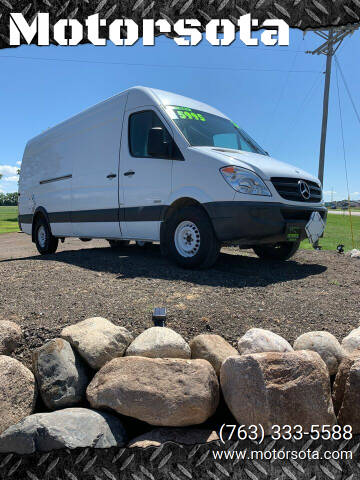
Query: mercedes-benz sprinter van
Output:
[[18, 86, 326, 269]]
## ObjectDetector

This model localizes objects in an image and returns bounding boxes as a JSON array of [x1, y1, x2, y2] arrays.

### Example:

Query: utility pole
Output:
[[317, 28, 333, 187], [306, 25, 359, 186]]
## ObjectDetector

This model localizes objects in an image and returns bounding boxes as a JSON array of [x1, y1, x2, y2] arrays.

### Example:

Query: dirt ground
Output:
[[0, 232, 359, 370]]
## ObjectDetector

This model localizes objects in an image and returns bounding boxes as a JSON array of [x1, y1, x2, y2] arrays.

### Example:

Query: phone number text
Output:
[[219, 424, 352, 445]]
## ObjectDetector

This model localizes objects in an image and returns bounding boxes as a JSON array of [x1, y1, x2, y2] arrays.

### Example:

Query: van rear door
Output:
[[119, 107, 173, 241]]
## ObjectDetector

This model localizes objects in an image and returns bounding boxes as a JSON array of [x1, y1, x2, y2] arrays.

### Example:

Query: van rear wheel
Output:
[[34, 217, 58, 255], [253, 241, 300, 261], [164, 206, 220, 269]]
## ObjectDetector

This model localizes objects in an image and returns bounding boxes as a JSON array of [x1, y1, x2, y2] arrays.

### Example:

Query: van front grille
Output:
[[271, 177, 322, 203]]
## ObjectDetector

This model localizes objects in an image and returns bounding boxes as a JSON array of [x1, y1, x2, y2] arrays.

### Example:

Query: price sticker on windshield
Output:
[[168, 106, 207, 122]]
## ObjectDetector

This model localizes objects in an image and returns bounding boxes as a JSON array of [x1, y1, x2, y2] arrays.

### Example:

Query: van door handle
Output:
[[124, 170, 135, 176], [107, 173, 117, 178]]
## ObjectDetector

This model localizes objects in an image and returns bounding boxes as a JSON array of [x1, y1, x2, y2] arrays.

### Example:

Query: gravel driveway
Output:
[[0, 232, 359, 370]]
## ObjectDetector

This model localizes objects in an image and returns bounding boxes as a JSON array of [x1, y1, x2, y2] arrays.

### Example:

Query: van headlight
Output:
[[220, 166, 271, 196]]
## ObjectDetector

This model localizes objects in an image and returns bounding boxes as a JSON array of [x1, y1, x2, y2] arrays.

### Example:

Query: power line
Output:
[[0, 54, 322, 74], [274, 73, 323, 151], [335, 62, 355, 248], [305, 25, 359, 186], [334, 55, 360, 128], [200, 44, 308, 54], [264, 38, 300, 144]]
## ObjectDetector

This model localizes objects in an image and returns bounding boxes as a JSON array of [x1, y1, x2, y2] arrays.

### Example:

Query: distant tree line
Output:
[[0, 192, 18, 206]]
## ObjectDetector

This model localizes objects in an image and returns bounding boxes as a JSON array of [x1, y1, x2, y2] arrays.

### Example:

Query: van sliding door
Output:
[[71, 94, 127, 239]]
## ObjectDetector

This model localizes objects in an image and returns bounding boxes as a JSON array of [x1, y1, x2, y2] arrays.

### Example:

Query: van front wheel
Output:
[[253, 241, 300, 261], [34, 217, 59, 255], [165, 206, 220, 269]]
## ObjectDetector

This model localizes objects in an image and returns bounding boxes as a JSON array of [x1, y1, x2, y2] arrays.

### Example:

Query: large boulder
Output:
[[128, 428, 219, 448], [32, 338, 90, 410], [0, 356, 37, 434], [126, 327, 190, 359], [341, 327, 360, 355], [61, 317, 133, 370], [0, 320, 22, 355], [237, 328, 293, 355], [293, 331, 345, 375], [87, 356, 219, 427], [333, 353, 360, 431], [190, 334, 238, 376], [220, 351, 336, 435], [0, 408, 127, 454]]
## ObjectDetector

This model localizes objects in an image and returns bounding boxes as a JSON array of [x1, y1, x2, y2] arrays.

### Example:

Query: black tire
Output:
[[34, 216, 58, 255], [253, 241, 300, 261], [164, 206, 220, 269], [108, 240, 130, 249]]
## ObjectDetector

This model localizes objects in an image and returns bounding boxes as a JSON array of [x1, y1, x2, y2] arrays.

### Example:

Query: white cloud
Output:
[[3, 176, 18, 182], [0, 165, 18, 176], [16, 161, 21, 166], [323, 190, 337, 196], [351, 192, 360, 196]]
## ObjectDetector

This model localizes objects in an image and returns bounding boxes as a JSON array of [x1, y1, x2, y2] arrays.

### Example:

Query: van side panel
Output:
[[19, 92, 128, 239], [19, 132, 73, 237], [70, 93, 127, 238]]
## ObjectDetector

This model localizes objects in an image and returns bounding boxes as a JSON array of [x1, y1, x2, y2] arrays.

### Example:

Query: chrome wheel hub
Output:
[[174, 221, 201, 258], [38, 225, 47, 248]]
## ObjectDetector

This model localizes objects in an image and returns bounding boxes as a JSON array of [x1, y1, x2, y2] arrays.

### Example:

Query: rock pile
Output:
[[0, 318, 359, 453]]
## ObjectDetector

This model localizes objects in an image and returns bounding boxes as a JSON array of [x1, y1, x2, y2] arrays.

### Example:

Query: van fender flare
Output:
[[165, 188, 213, 209], [31, 207, 52, 242], [160, 189, 214, 256]]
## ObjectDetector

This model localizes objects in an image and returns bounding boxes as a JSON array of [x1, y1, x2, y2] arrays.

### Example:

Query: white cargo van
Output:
[[18, 86, 326, 269]]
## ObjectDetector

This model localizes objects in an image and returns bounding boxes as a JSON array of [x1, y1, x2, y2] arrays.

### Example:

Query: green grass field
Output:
[[0, 206, 19, 234], [0, 205, 359, 251], [301, 213, 360, 251]]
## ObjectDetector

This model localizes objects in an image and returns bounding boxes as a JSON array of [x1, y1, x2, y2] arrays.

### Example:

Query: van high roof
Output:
[[26, 86, 227, 147]]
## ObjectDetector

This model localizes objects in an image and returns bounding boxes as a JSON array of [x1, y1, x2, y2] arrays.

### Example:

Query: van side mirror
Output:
[[147, 127, 169, 158]]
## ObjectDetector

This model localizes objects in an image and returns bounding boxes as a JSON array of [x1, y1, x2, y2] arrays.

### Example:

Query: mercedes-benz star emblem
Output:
[[298, 180, 311, 200]]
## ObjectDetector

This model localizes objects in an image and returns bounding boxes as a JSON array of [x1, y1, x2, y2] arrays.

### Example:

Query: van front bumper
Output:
[[204, 201, 327, 245]]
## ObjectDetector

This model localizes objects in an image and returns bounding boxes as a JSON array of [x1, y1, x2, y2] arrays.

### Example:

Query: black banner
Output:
[[0, 0, 360, 49]]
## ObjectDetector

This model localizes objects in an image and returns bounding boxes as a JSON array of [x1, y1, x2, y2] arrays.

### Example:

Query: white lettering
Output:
[[10, 13, 49, 46], [174, 19, 202, 46], [8, 13, 290, 47], [85, 14, 107, 46], [53, 19, 83, 46], [206, 19, 235, 46], [238, 14, 258, 46], [261, 19, 289, 46], [109, 19, 138, 46]]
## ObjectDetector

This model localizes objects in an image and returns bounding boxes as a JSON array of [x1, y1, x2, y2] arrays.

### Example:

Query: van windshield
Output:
[[165, 105, 267, 155]]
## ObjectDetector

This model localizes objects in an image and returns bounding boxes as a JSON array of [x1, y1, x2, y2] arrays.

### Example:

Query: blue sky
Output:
[[0, 27, 359, 201]]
